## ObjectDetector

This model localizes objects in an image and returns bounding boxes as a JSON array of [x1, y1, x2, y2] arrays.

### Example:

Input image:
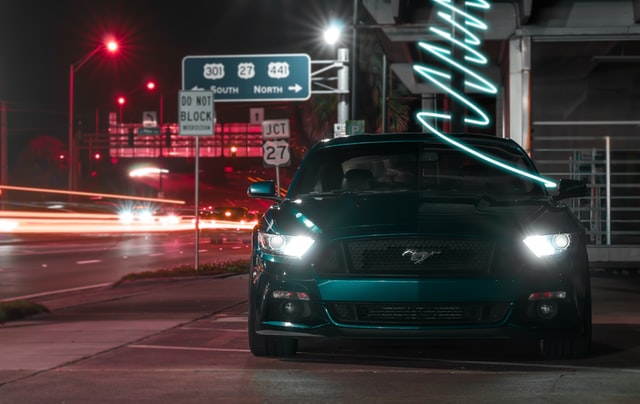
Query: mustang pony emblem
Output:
[[402, 249, 441, 264]]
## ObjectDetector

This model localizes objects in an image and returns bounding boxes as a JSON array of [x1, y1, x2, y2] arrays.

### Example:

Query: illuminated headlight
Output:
[[257, 231, 314, 258], [119, 211, 135, 224], [138, 210, 154, 223], [523, 234, 572, 257]]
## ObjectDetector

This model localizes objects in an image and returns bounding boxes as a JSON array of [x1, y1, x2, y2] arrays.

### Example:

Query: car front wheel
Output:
[[248, 297, 298, 357], [540, 295, 592, 359]]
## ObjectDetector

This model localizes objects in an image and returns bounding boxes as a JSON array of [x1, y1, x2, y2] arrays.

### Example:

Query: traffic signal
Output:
[[165, 127, 171, 147], [128, 127, 134, 147]]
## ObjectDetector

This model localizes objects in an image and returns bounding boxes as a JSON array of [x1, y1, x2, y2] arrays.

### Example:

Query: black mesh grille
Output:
[[327, 302, 510, 326], [342, 238, 494, 276]]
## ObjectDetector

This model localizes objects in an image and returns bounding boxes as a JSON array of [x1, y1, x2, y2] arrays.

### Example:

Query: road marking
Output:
[[76, 259, 102, 264], [300, 351, 640, 374], [0, 282, 111, 303], [181, 327, 246, 332], [149, 253, 165, 257], [128, 344, 250, 353]]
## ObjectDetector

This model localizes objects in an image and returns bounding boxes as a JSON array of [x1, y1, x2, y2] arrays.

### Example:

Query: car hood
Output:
[[262, 192, 582, 240]]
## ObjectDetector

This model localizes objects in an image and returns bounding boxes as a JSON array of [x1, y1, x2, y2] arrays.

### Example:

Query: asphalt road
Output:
[[0, 232, 251, 300], [0, 272, 638, 403]]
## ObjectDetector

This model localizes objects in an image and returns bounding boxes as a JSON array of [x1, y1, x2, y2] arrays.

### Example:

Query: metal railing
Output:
[[82, 123, 264, 159], [531, 132, 640, 245]]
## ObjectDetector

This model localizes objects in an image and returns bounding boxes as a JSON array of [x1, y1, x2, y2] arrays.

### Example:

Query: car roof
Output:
[[311, 132, 523, 152]]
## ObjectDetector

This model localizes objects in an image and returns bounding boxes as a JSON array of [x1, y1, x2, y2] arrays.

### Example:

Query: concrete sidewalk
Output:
[[0, 274, 248, 386]]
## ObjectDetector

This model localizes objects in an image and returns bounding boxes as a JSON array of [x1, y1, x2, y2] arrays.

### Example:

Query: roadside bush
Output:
[[117, 259, 250, 282], [0, 300, 49, 322]]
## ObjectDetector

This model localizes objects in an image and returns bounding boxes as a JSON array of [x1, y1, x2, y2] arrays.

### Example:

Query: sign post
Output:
[[178, 90, 215, 270]]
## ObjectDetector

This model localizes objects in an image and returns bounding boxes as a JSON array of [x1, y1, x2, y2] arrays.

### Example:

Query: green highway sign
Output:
[[138, 127, 161, 135], [182, 54, 311, 102]]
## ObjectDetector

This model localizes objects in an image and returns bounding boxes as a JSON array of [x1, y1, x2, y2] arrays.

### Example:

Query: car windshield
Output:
[[289, 141, 546, 199]]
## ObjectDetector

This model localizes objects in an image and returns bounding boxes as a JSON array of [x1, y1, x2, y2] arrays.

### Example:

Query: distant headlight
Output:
[[138, 210, 154, 223], [118, 211, 135, 224], [257, 231, 314, 258], [523, 234, 572, 257]]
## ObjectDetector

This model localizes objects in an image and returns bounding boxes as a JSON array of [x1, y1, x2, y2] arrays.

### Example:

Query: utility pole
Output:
[[1, 100, 7, 209], [337, 48, 350, 126], [1, 100, 7, 185]]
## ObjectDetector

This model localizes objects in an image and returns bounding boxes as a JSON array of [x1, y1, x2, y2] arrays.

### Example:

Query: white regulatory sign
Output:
[[142, 111, 157, 127], [179, 90, 215, 135], [262, 119, 290, 139], [263, 139, 290, 166]]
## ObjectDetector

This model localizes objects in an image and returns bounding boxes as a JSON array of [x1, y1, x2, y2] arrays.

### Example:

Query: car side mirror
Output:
[[554, 179, 587, 201], [247, 180, 283, 201]]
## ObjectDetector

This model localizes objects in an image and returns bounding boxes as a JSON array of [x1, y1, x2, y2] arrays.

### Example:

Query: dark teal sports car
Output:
[[247, 133, 591, 359]]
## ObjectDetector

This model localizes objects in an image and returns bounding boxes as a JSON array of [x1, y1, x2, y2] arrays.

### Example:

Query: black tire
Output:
[[248, 296, 298, 357], [540, 294, 592, 359]]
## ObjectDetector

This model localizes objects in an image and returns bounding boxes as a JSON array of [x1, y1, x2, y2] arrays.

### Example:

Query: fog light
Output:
[[536, 301, 558, 320], [282, 301, 300, 316]]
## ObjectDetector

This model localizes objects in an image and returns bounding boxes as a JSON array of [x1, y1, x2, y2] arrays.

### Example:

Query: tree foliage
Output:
[[14, 135, 66, 188]]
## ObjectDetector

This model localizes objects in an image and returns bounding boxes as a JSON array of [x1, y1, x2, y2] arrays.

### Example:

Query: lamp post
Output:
[[68, 39, 117, 191], [145, 81, 164, 126], [324, 23, 350, 132], [117, 96, 126, 124], [145, 81, 165, 197]]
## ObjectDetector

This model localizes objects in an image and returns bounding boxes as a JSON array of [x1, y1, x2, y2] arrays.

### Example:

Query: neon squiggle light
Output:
[[414, 0, 557, 188]]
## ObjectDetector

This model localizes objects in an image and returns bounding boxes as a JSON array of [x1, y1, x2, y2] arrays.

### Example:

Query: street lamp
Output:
[[117, 96, 126, 124], [145, 81, 164, 126], [145, 80, 166, 197], [68, 38, 118, 191]]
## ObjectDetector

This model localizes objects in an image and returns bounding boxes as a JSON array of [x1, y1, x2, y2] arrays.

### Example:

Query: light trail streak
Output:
[[0, 185, 185, 205], [198, 219, 258, 230], [413, 0, 557, 189], [0, 211, 258, 234], [0, 184, 190, 234]]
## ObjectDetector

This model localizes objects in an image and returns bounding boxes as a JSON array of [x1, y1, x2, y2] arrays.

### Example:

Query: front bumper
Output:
[[250, 257, 588, 341]]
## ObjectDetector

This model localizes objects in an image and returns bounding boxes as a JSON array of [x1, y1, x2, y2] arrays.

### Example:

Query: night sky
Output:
[[0, 0, 351, 143]]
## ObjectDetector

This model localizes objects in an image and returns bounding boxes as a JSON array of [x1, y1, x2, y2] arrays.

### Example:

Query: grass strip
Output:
[[0, 300, 49, 322], [118, 259, 250, 282]]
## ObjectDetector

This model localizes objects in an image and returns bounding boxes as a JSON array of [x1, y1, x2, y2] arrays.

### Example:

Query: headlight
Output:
[[138, 210, 154, 223], [257, 231, 314, 258], [523, 233, 572, 257], [119, 211, 135, 224]]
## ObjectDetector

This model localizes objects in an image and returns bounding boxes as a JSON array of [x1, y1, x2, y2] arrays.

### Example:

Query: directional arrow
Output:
[[288, 83, 302, 93]]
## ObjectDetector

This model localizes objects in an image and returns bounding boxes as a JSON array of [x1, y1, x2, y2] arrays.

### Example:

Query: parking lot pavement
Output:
[[0, 274, 249, 386]]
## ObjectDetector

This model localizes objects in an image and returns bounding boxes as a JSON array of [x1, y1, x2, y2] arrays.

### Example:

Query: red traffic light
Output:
[[117, 96, 125, 105], [146, 81, 156, 90], [106, 40, 118, 53]]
